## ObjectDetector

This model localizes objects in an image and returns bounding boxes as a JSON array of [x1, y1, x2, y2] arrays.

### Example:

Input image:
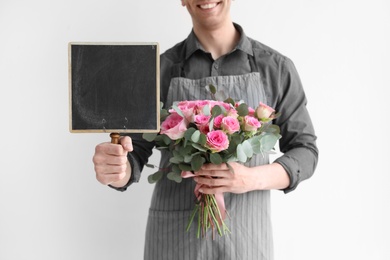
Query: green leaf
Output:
[[191, 155, 205, 171], [191, 130, 201, 143], [184, 127, 197, 139], [264, 124, 281, 134], [236, 144, 248, 163], [227, 134, 242, 154], [178, 144, 194, 157], [207, 84, 217, 94], [147, 171, 164, 184], [142, 133, 157, 142], [211, 105, 223, 117], [247, 136, 262, 154], [237, 103, 249, 117], [260, 134, 280, 152], [172, 104, 184, 117], [169, 156, 183, 164], [242, 140, 254, 158], [167, 172, 182, 183], [202, 104, 210, 116], [210, 153, 223, 165], [208, 117, 214, 132], [160, 109, 169, 121], [198, 133, 207, 146], [192, 143, 208, 152], [171, 164, 181, 174], [224, 98, 235, 107], [145, 163, 155, 168], [179, 163, 193, 171], [155, 134, 172, 146], [215, 90, 228, 101]]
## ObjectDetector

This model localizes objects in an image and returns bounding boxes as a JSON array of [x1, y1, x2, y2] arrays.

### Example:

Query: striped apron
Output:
[[144, 55, 273, 260]]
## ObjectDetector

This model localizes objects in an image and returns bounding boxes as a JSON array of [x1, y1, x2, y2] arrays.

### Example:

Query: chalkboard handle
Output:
[[110, 133, 120, 144]]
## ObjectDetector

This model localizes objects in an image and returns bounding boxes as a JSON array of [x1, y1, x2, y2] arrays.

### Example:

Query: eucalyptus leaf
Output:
[[142, 133, 157, 142], [242, 140, 254, 158], [179, 163, 193, 171], [160, 109, 169, 121], [224, 98, 235, 107], [236, 144, 248, 163], [191, 155, 205, 171], [172, 164, 181, 174], [208, 117, 214, 132], [215, 90, 228, 101], [172, 104, 184, 117], [167, 172, 183, 183], [148, 171, 164, 184], [211, 105, 223, 117], [260, 134, 279, 152], [191, 130, 201, 143], [145, 163, 155, 169], [202, 104, 210, 116], [207, 84, 217, 94], [178, 144, 194, 157], [184, 128, 197, 140], [169, 156, 183, 164], [248, 136, 262, 154], [237, 103, 249, 117], [192, 143, 208, 152], [210, 153, 223, 165], [198, 133, 207, 146], [184, 155, 193, 163]]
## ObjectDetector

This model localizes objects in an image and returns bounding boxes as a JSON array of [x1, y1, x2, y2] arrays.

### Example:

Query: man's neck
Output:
[[193, 21, 240, 60]]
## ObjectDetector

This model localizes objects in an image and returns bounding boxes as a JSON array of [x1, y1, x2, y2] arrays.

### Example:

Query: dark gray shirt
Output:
[[116, 23, 318, 193]]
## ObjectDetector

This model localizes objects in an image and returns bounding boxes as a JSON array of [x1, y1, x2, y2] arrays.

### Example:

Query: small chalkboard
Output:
[[69, 42, 160, 134]]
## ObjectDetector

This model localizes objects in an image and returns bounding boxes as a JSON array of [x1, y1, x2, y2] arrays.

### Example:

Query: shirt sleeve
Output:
[[273, 58, 319, 193], [109, 133, 155, 192]]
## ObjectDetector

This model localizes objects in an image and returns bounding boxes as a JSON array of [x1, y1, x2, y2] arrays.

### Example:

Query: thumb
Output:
[[120, 136, 133, 152]]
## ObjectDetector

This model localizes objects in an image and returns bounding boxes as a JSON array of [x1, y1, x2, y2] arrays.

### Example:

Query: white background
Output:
[[1, 0, 389, 259]]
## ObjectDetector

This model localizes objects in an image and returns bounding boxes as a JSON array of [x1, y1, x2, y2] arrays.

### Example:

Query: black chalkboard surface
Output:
[[69, 42, 160, 134]]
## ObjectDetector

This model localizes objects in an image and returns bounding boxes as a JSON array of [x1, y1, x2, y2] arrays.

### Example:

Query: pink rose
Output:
[[171, 101, 197, 123], [213, 115, 224, 129], [194, 100, 212, 114], [221, 116, 240, 134], [248, 107, 255, 117], [242, 116, 261, 131], [255, 102, 275, 119], [194, 114, 211, 125], [206, 130, 229, 153], [160, 113, 188, 140], [195, 114, 211, 134], [226, 108, 238, 118]]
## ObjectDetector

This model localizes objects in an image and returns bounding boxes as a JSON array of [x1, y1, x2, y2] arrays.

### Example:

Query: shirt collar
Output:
[[184, 23, 254, 60]]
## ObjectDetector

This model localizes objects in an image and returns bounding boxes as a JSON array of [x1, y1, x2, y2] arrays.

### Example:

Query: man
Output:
[[92, 0, 318, 259]]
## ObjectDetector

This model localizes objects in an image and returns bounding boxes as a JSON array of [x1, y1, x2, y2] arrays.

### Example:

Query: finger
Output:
[[196, 168, 230, 178], [198, 185, 228, 195], [95, 142, 127, 156], [120, 136, 133, 152], [201, 163, 229, 171], [195, 176, 230, 187]]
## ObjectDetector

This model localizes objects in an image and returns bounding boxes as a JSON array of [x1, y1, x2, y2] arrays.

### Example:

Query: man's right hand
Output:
[[92, 136, 133, 187]]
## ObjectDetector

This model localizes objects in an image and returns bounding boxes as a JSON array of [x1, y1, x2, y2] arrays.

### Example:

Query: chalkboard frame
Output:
[[68, 42, 160, 134]]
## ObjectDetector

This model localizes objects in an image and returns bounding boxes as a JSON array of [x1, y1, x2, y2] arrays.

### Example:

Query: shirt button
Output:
[[214, 63, 219, 70]]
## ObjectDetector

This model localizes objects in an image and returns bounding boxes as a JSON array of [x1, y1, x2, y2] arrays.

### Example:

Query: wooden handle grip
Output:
[[110, 133, 120, 144]]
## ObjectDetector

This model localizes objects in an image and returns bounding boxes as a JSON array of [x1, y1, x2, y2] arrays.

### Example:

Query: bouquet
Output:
[[143, 85, 281, 239]]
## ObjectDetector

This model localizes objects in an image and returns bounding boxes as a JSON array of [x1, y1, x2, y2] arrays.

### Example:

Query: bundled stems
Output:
[[186, 193, 230, 239]]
